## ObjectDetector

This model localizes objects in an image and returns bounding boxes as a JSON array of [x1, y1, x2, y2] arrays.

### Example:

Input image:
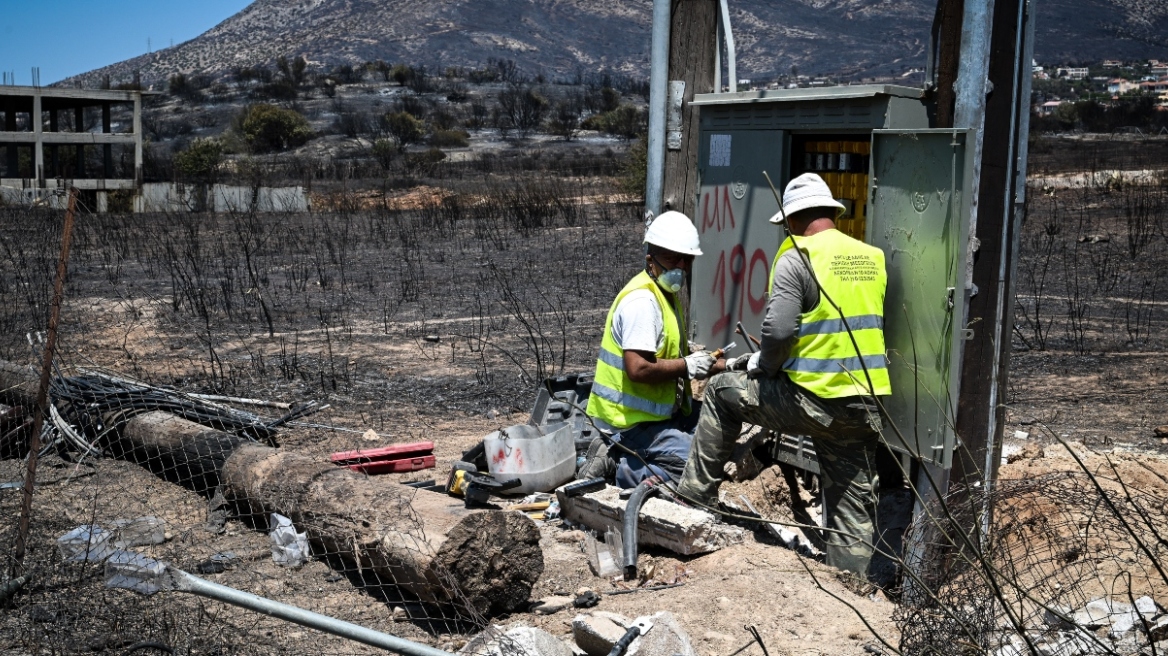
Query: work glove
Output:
[[684, 351, 717, 380], [725, 354, 750, 371], [745, 351, 763, 378]]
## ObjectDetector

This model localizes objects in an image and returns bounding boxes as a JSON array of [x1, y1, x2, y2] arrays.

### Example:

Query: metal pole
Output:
[[169, 569, 453, 656], [11, 187, 78, 575], [645, 0, 672, 217], [952, 0, 995, 251], [718, 0, 737, 92]]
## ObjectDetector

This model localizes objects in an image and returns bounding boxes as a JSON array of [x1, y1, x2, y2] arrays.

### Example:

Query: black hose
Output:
[[622, 479, 660, 581], [607, 625, 643, 656]]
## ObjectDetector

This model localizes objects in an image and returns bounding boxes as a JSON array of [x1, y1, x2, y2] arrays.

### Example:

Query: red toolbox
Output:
[[330, 441, 435, 475]]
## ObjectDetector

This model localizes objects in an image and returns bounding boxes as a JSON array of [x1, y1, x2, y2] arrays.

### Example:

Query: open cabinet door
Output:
[[691, 129, 785, 353], [868, 129, 973, 468]]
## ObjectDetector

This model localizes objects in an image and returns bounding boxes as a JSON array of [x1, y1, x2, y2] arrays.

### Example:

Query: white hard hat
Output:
[[644, 211, 703, 256], [768, 173, 846, 224]]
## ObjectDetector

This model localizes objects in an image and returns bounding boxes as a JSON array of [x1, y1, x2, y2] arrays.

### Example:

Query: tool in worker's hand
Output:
[[710, 341, 736, 359], [735, 322, 761, 352], [608, 616, 654, 656]]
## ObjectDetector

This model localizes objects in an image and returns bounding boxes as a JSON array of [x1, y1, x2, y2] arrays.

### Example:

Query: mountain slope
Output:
[[63, 0, 1168, 88]]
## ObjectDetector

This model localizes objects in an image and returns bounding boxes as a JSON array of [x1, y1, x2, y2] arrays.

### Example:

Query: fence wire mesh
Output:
[[896, 469, 1168, 656], [0, 180, 641, 655]]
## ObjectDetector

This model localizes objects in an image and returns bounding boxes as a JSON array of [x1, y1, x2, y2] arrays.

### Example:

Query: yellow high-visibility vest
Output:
[[587, 271, 690, 429], [769, 229, 892, 398]]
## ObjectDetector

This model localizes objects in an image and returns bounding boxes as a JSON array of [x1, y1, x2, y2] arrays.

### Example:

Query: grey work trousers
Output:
[[676, 371, 883, 576]]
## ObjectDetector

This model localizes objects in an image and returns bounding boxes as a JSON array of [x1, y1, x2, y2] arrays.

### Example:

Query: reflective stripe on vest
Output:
[[587, 270, 689, 429], [776, 230, 892, 398]]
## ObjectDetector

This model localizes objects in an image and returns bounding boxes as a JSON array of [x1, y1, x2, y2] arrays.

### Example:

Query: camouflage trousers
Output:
[[676, 371, 883, 576]]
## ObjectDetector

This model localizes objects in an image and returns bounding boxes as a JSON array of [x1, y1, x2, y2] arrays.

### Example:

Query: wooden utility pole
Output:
[[0, 363, 543, 617], [931, 0, 965, 128], [661, 0, 719, 218]]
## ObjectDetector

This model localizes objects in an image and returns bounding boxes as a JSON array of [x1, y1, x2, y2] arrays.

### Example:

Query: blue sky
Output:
[[0, 0, 253, 85]]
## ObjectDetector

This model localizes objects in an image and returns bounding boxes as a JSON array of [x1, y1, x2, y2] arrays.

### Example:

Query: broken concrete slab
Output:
[[557, 484, 744, 556], [572, 611, 632, 656], [1135, 595, 1158, 618], [572, 610, 695, 656], [460, 624, 575, 656], [631, 611, 696, 656]]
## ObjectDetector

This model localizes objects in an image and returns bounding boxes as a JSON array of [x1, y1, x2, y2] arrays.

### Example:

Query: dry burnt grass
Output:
[[1008, 135, 1168, 455], [0, 136, 1167, 655]]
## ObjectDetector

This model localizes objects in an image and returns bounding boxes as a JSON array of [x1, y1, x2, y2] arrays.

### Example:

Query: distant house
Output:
[[1057, 67, 1089, 80], [1102, 59, 1123, 68], [1140, 78, 1168, 94], [1108, 78, 1138, 94], [1151, 61, 1168, 76], [1037, 100, 1065, 116]]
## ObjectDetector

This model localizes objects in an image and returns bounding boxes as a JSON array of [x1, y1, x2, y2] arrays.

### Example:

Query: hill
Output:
[[62, 0, 1168, 88]]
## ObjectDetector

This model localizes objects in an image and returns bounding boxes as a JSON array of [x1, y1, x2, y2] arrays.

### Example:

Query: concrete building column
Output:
[[33, 92, 43, 187], [133, 94, 142, 186], [74, 106, 85, 178], [3, 101, 15, 178], [102, 102, 112, 178], [48, 108, 58, 180]]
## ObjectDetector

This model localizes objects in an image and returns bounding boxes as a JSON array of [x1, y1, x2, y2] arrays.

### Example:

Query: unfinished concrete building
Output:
[[0, 85, 152, 211]]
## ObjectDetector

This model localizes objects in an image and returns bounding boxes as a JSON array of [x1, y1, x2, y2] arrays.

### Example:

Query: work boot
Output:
[[577, 436, 614, 480]]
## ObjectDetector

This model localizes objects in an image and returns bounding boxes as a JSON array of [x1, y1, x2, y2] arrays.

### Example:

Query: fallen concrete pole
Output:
[[557, 484, 744, 556], [0, 362, 543, 617]]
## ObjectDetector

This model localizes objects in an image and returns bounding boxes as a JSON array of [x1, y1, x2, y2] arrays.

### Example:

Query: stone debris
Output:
[[530, 595, 574, 615], [1029, 596, 1168, 654], [631, 611, 696, 656], [556, 530, 586, 544], [391, 606, 408, 622], [572, 611, 632, 656], [460, 625, 574, 656], [571, 611, 695, 656]]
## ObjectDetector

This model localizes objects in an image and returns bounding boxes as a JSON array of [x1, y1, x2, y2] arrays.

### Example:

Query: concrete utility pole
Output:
[[661, 0, 719, 219]]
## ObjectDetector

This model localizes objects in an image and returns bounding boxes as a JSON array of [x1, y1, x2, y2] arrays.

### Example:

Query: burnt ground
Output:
[[0, 134, 1167, 655]]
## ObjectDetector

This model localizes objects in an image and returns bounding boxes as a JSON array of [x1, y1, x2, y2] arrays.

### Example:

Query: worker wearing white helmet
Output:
[[582, 211, 725, 487]]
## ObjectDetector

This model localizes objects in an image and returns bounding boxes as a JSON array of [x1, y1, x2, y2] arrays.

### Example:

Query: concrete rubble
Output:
[[1000, 595, 1167, 656], [459, 624, 574, 656], [571, 610, 695, 656], [556, 484, 744, 556]]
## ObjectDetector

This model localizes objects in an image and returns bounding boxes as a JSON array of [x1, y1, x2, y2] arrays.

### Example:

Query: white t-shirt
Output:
[[611, 289, 665, 353]]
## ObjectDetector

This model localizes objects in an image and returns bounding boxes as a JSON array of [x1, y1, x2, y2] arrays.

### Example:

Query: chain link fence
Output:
[[896, 467, 1168, 656], [0, 179, 641, 655]]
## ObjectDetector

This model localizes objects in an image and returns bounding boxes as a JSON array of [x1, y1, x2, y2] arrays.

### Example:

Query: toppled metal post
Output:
[[106, 553, 453, 656]]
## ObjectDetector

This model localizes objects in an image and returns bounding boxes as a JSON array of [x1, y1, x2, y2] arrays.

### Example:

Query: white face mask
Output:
[[650, 256, 686, 294]]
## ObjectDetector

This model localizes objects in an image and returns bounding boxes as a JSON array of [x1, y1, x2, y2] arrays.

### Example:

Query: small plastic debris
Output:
[[545, 500, 561, 520], [269, 513, 310, 567], [195, 552, 238, 575], [57, 525, 114, 562], [110, 516, 166, 548], [104, 550, 167, 595]]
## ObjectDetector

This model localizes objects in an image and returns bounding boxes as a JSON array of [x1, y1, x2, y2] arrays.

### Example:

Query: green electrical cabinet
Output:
[[689, 85, 972, 470]]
